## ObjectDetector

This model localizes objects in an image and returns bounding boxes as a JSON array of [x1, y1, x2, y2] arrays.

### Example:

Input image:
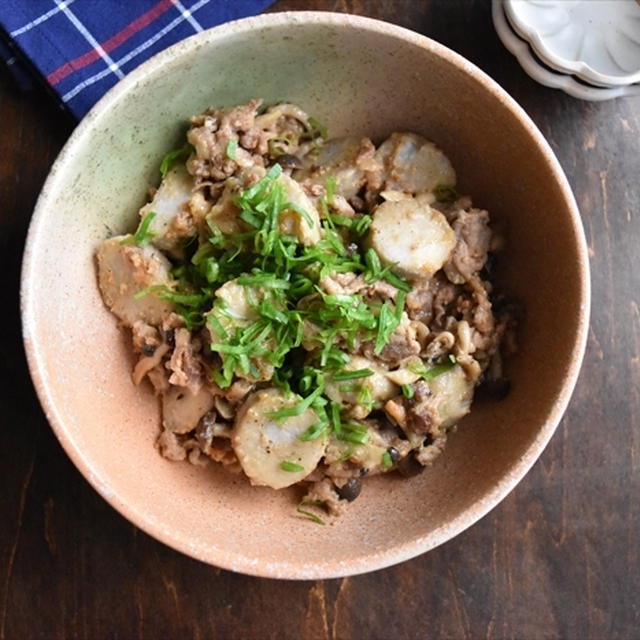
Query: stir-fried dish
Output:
[[96, 100, 515, 519]]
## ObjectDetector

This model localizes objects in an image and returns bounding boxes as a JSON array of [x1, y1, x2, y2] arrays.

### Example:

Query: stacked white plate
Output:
[[492, 0, 640, 101]]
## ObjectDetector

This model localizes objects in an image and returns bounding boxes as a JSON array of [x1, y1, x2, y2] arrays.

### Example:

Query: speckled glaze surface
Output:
[[21, 12, 590, 579]]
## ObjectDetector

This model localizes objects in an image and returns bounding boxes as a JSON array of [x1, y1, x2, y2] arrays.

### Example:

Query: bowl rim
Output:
[[20, 10, 591, 579]]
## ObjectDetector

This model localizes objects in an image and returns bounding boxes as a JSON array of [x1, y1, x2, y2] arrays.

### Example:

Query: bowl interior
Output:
[[21, 12, 589, 578]]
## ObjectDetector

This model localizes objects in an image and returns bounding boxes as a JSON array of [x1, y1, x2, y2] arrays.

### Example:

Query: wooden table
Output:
[[1, 1, 638, 638]]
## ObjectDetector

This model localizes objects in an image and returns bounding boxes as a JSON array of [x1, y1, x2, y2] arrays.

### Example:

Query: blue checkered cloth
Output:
[[0, 0, 276, 119]]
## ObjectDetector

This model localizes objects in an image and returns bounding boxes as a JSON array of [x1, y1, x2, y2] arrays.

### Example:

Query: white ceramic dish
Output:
[[493, 0, 640, 100], [505, 0, 640, 87]]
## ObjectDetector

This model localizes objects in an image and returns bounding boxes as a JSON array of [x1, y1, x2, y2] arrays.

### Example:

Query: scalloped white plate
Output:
[[493, 0, 640, 100], [504, 0, 640, 87]]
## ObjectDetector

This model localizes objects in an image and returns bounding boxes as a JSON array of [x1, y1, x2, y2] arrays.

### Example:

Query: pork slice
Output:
[[406, 272, 458, 326], [360, 312, 421, 367], [187, 99, 263, 183], [167, 328, 203, 395], [303, 478, 346, 517], [156, 429, 187, 461], [443, 207, 491, 284], [131, 321, 161, 354], [319, 272, 366, 296]]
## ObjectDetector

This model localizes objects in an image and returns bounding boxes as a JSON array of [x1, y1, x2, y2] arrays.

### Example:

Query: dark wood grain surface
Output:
[[1, 1, 638, 638]]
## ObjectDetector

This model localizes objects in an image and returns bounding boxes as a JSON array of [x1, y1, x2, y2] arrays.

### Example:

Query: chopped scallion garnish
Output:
[[134, 211, 156, 247], [401, 383, 414, 399], [280, 460, 304, 472], [408, 358, 456, 380], [159, 144, 192, 178], [374, 301, 396, 355], [299, 422, 328, 442], [332, 448, 354, 465], [296, 500, 325, 525], [422, 362, 456, 379], [306, 116, 327, 140], [332, 368, 374, 382], [284, 201, 314, 229], [353, 215, 372, 236], [338, 423, 369, 445], [434, 184, 459, 204], [267, 383, 324, 420], [121, 211, 157, 248], [225, 138, 237, 160], [324, 176, 337, 205]]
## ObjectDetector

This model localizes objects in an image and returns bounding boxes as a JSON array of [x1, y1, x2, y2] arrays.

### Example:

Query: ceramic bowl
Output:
[[21, 12, 590, 579]]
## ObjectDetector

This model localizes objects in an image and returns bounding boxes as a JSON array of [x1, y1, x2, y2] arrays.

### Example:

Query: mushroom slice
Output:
[[384, 366, 421, 387], [232, 389, 327, 489], [162, 385, 215, 434], [368, 198, 456, 281], [96, 236, 174, 327]]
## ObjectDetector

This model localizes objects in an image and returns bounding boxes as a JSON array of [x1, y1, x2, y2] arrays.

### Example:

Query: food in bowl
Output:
[[23, 12, 589, 576], [96, 99, 515, 518]]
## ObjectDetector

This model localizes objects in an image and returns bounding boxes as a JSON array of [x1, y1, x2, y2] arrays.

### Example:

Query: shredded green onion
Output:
[[296, 500, 325, 525], [434, 184, 459, 203], [120, 211, 157, 248], [134, 211, 156, 247], [338, 423, 369, 445], [408, 357, 457, 380], [225, 138, 237, 160], [353, 215, 372, 237], [306, 116, 327, 140], [299, 422, 328, 442], [374, 301, 398, 355], [267, 384, 324, 420], [324, 176, 337, 205], [332, 368, 374, 382], [159, 144, 192, 178], [401, 383, 414, 399], [332, 448, 354, 465], [280, 460, 304, 472]]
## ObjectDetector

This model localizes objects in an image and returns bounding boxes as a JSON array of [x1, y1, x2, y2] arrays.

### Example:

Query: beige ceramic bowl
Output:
[[21, 12, 589, 579]]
